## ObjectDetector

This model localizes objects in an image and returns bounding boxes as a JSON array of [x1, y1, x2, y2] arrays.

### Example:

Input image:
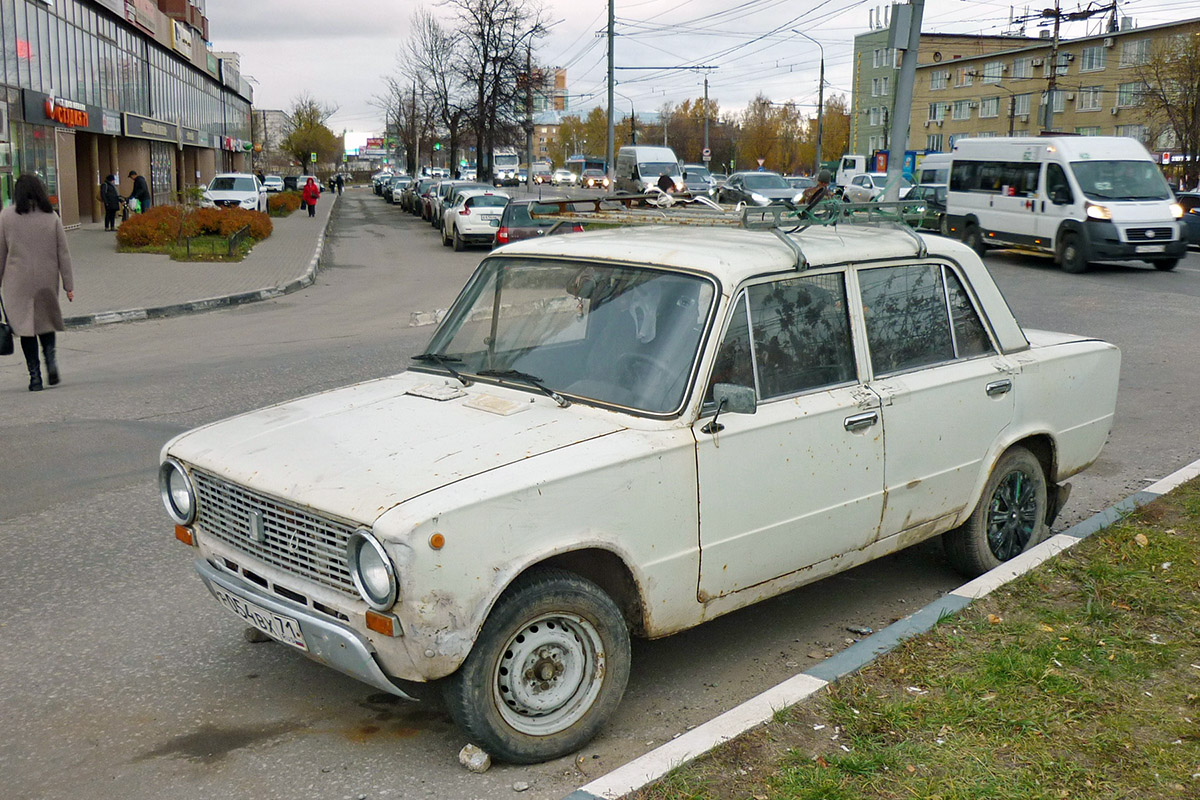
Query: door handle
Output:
[[986, 379, 1012, 397], [844, 411, 879, 432]]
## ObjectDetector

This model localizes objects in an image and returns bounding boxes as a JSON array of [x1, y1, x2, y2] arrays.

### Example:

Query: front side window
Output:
[[859, 264, 992, 375], [424, 259, 716, 414], [705, 273, 856, 403]]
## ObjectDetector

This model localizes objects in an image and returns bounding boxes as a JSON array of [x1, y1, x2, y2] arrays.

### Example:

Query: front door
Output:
[[696, 273, 886, 600]]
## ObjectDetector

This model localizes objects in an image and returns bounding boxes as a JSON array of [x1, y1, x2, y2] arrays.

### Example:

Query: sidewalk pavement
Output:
[[61, 192, 337, 327]]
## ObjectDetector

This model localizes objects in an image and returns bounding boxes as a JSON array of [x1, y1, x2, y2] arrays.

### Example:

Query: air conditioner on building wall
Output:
[[1103, 37, 1114, 47], [1020, 114, 1029, 123], [968, 101, 978, 108], [924, 120, 931, 128], [936, 120, 944, 127], [1111, 106, 1119, 115], [1066, 92, 1076, 100], [1066, 53, 1075, 61], [1032, 58, 1044, 66]]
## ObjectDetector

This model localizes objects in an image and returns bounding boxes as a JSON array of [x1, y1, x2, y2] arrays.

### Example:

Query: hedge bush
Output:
[[268, 191, 302, 216], [116, 205, 272, 247]]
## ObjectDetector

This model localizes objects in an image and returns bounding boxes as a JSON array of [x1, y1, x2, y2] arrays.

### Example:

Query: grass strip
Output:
[[632, 477, 1200, 800]]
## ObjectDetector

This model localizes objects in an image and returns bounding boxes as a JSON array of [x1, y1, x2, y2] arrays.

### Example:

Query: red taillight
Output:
[[497, 227, 509, 243], [572, 224, 584, 232], [459, 208, 470, 215]]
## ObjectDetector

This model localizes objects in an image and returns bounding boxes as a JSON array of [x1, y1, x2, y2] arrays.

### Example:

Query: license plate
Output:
[[1135, 244, 1166, 253], [210, 584, 308, 651], [481, 214, 498, 221]]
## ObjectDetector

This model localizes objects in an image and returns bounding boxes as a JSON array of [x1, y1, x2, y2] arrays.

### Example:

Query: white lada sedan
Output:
[[160, 221, 1120, 763]]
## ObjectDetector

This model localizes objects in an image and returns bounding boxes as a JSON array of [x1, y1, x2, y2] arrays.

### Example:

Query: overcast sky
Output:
[[204, 0, 1193, 142]]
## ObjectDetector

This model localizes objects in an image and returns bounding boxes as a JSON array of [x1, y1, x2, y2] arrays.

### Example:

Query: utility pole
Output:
[[793, 29, 825, 174], [411, 83, 419, 175], [605, 0, 615, 181], [525, 43, 534, 180], [883, 0, 924, 201], [1043, 0, 1063, 133], [703, 74, 709, 158]]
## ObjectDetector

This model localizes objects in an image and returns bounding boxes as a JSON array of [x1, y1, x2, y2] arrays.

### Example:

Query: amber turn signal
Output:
[[429, 533, 445, 550], [365, 609, 400, 637], [175, 525, 196, 546]]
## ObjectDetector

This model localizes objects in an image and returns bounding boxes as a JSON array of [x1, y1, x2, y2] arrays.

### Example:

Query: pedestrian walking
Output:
[[301, 177, 320, 218], [0, 174, 75, 391], [100, 174, 121, 231], [335, 173, 344, 195], [127, 170, 151, 213]]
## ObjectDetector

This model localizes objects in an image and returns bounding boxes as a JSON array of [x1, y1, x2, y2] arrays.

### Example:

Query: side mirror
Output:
[[712, 383, 757, 415]]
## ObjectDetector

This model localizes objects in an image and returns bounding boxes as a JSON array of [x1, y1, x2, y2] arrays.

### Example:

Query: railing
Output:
[[184, 223, 252, 258]]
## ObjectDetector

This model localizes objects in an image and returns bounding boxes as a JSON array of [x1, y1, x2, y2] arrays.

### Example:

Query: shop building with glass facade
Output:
[[0, 0, 252, 227]]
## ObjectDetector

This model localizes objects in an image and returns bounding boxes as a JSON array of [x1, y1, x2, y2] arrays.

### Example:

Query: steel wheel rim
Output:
[[492, 612, 606, 735], [986, 469, 1039, 561]]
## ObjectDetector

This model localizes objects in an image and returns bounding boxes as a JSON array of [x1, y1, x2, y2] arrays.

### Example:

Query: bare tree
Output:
[[280, 93, 340, 173], [1136, 34, 1200, 187], [443, 0, 548, 182], [407, 9, 470, 175]]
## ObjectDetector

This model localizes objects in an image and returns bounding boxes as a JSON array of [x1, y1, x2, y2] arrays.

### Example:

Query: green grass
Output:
[[631, 478, 1200, 800]]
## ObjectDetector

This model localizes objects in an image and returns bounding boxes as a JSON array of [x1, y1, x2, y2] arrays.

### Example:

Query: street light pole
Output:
[[793, 30, 824, 174], [605, 0, 615, 180]]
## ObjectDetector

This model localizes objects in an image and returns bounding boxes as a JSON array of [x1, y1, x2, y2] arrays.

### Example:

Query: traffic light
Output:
[[433, 142, 443, 151]]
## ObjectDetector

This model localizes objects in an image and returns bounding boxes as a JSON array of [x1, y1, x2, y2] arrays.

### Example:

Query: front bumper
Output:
[[195, 558, 416, 700], [1085, 220, 1187, 260]]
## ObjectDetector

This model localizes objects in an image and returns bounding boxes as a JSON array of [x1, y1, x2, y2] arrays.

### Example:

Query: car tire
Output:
[[1151, 258, 1179, 271], [943, 446, 1048, 577], [1058, 232, 1089, 274], [453, 227, 465, 251], [962, 224, 987, 257], [441, 568, 630, 764], [442, 225, 452, 246], [939, 214, 950, 237]]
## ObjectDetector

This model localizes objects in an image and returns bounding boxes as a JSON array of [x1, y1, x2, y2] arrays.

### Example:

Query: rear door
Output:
[[856, 262, 1016, 541]]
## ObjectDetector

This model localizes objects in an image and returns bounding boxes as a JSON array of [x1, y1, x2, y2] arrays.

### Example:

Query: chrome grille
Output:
[[1125, 227, 1174, 242], [193, 470, 357, 597]]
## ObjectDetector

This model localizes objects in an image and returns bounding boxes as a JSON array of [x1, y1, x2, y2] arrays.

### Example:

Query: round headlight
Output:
[[347, 530, 397, 610], [159, 458, 196, 525]]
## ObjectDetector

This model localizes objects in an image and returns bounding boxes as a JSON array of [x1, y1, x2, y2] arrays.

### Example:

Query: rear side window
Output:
[[860, 264, 993, 375]]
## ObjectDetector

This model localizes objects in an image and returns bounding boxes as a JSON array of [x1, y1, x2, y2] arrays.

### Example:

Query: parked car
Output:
[[390, 177, 413, 205], [1178, 191, 1200, 247], [914, 183, 949, 234], [551, 168, 577, 187], [432, 181, 491, 231], [580, 168, 610, 190], [842, 172, 914, 204], [531, 165, 553, 185], [402, 178, 433, 214], [262, 175, 284, 193], [160, 215, 1119, 765], [718, 171, 801, 206], [493, 198, 585, 247], [441, 188, 510, 251], [285, 175, 322, 193], [614, 145, 683, 193], [786, 175, 816, 192], [201, 173, 268, 212]]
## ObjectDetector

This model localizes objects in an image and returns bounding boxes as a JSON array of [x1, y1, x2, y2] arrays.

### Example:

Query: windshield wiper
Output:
[[411, 353, 471, 386], [477, 369, 571, 408]]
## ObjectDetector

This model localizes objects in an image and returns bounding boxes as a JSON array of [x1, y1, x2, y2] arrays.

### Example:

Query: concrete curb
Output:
[[63, 197, 335, 328], [567, 457, 1200, 800]]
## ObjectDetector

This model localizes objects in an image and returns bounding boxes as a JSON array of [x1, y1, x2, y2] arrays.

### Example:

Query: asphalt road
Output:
[[1, 188, 1197, 800]]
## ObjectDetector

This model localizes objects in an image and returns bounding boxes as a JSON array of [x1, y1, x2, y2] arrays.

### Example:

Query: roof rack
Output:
[[529, 193, 930, 269]]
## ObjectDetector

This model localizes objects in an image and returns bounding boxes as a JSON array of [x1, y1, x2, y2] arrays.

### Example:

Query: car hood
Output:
[[165, 372, 627, 524], [748, 187, 799, 200], [205, 189, 257, 202]]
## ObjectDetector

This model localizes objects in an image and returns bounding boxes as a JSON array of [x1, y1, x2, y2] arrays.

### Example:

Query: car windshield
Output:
[[640, 161, 680, 177], [422, 258, 716, 414], [742, 173, 789, 190], [1070, 160, 1171, 201], [210, 177, 256, 192], [685, 166, 711, 179]]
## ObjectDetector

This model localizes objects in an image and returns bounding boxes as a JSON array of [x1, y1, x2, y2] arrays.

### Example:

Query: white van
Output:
[[916, 153, 951, 185], [946, 136, 1186, 273], [614, 145, 683, 193]]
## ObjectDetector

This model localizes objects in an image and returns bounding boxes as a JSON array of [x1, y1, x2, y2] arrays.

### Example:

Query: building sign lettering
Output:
[[44, 95, 89, 128]]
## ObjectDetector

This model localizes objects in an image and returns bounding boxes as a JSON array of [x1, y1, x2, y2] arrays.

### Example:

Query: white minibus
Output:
[[946, 136, 1185, 272]]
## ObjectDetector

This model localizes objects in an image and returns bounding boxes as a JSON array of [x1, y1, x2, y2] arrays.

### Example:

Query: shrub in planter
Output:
[[190, 207, 273, 239], [268, 191, 302, 215], [116, 206, 191, 247]]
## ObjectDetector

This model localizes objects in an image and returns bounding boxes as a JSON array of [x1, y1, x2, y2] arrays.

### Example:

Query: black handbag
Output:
[[0, 294, 13, 356]]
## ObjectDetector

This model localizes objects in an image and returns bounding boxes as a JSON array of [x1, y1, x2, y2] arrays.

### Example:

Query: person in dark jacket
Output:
[[335, 173, 344, 195], [301, 177, 320, 218], [100, 174, 121, 230], [0, 174, 75, 391], [127, 170, 151, 212]]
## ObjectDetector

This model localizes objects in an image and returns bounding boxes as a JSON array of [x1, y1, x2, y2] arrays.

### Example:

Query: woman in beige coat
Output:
[[0, 174, 75, 391]]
